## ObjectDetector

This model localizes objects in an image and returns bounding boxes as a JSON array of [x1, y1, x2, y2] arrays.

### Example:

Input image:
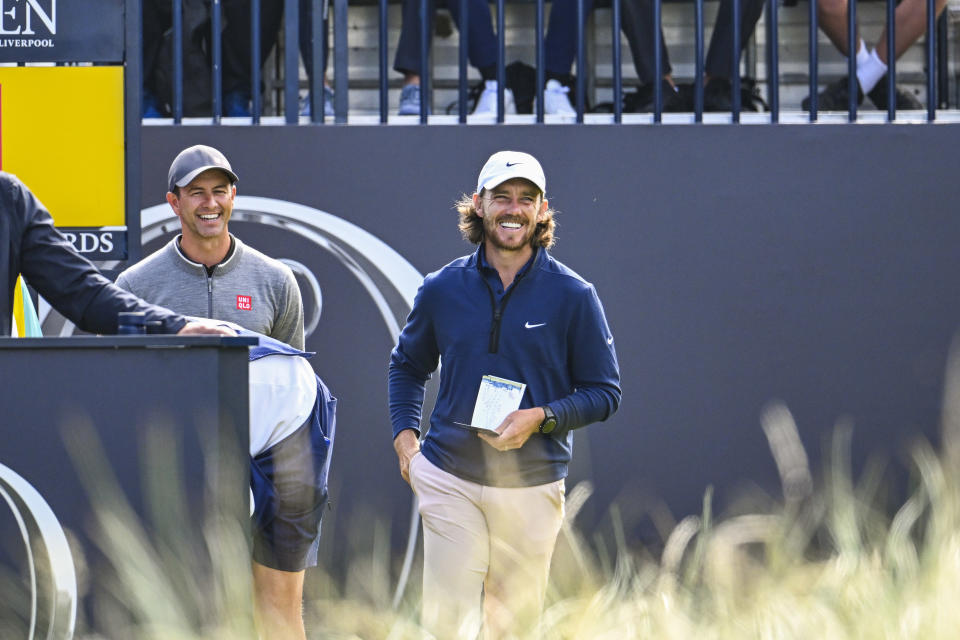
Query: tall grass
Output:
[[32, 355, 960, 638]]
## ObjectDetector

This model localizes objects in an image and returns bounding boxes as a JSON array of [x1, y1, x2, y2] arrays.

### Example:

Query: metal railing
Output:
[[145, 0, 955, 124]]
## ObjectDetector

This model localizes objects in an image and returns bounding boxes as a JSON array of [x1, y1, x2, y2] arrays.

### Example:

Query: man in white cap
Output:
[[116, 144, 304, 350], [388, 151, 621, 637]]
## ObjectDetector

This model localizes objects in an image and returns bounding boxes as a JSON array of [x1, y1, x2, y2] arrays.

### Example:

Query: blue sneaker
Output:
[[300, 86, 335, 118], [398, 84, 426, 115], [224, 90, 252, 117], [142, 90, 163, 118]]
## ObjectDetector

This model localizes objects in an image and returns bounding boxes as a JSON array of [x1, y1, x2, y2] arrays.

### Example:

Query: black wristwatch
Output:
[[538, 405, 558, 434]]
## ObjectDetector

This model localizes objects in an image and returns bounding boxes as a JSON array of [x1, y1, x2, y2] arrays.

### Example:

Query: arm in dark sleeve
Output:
[[388, 282, 440, 439], [15, 178, 188, 334], [549, 285, 621, 436]]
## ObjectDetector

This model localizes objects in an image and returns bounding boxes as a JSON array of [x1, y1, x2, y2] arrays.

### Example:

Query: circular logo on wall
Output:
[[0, 463, 77, 639]]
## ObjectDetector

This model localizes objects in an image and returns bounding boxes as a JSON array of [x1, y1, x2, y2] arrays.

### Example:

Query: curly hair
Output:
[[455, 191, 557, 249]]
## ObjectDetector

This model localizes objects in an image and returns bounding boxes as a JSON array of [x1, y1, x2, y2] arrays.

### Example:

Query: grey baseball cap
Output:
[[167, 145, 239, 193], [476, 150, 546, 194]]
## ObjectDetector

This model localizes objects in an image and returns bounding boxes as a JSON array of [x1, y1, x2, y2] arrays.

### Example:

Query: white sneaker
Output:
[[472, 80, 517, 116], [541, 78, 576, 116]]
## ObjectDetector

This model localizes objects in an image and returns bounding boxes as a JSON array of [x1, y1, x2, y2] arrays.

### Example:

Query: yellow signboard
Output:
[[0, 66, 125, 227]]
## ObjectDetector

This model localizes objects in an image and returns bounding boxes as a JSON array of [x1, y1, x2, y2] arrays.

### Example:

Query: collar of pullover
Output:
[[172, 234, 241, 276]]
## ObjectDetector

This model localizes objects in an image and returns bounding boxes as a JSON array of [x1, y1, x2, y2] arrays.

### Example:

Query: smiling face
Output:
[[167, 169, 236, 244], [474, 178, 548, 256]]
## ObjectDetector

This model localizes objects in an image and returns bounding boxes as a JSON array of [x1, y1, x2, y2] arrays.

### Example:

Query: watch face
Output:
[[541, 419, 557, 434]]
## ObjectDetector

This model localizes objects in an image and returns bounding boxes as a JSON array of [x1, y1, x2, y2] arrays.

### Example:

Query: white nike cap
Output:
[[476, 151, 546, 195]]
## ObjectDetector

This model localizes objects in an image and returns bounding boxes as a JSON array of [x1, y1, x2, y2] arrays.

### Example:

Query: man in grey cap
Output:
[[116, 145, 311, 637], [116, 144, 304, 350], [388, 150, 621, 637]]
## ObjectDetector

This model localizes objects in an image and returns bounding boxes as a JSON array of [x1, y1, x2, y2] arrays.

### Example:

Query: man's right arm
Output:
[[388, 281, 438, 482]]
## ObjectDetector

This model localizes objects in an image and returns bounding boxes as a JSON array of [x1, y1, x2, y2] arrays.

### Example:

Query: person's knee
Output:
[[817, 0, 847, 19]]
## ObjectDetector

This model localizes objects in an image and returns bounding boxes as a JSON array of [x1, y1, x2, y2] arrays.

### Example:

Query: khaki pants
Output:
[[409, 452, 565, 639]]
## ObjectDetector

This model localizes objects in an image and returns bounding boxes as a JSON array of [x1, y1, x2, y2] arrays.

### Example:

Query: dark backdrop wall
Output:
[[141, 124, 960, 575]]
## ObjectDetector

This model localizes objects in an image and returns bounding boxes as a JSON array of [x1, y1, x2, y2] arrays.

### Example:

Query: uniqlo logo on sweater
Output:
[[237, 295, 252, 310]]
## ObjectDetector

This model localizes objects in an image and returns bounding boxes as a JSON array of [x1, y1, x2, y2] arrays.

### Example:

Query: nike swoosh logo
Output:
[[525, 321, 546, 329], [506, 162, 522, 167]]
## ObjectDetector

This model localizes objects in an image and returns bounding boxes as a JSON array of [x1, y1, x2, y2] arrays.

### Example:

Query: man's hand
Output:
[[177, 319, 237, 336], [477, 407, 545, 452], [393, 428, 421, 485]]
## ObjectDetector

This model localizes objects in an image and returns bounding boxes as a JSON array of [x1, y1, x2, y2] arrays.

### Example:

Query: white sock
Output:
[[857, 48, 888, 94]]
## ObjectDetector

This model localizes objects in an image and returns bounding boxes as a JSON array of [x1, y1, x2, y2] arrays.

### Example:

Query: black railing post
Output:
[[937, 14, 948, 109], [380, 0, 389, 122], [576, 0, 585, 122], [536, 0, 545, 122], [497, 0, 506, 122], [311, 0, 325, 123], [887, 0, 895, 121], [173, 0, 183, 123], [284, 0, 299, 123], [252, 0, 262, 123], [926, 0, 936, 121], [847, 0, 856, 121], [612, 0, 622, 123], [766, 0, 779, 122], [334, 0, 348, 122], [420, 0, 430, 123], [212, 0, 222, 123], [732, 0, 741, 121], [459, 0, 469, 122], [125, 0, 143, 262], [654, 0, 662, 122], [695, 0, 704, 121], [809, 0, 818, 121]]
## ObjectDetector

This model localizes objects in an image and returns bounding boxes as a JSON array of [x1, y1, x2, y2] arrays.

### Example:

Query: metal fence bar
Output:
[[420, 0, 429, 123], [576, 0, 585, 122], [212, 0, 222, 123], [938, 14, 948, 109], [927, 0, 936, 121], [380, 0, 388, 122], [497, 0, 506, 122], [809, 0, 818, 121], [732, 0, 741, 122], [310, 0, 324, 123], [612, 0, 622, 123], [654, 0, 662, 122], [536, 0, 545, 122], [252, 0, 262, 123], [766, 0, 779, 121], [459, 0, 469, 123], [172, 0, 183, 123], [886, 0, 895, 121], [847, 0, 856, 121], [125, 0, 143, 262], [695, 0, 704, 121], [334, 0, 348, 122], [284, 0, 299, 123]]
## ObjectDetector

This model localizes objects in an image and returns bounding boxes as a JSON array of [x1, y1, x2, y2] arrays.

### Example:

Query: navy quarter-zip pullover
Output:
[[389, 246, 621, 487]]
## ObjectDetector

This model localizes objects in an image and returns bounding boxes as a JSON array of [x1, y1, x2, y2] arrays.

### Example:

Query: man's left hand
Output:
[[477, 407, 546, 452]]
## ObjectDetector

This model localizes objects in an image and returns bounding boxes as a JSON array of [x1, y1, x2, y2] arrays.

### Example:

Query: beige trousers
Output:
[[409, 452, 565, 640]]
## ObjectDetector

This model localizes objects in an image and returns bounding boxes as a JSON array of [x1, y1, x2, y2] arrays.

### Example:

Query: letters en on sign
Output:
[[0, 0, 124, 63]]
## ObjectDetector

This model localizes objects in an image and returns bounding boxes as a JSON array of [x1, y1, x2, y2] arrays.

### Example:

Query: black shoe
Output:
[[703, 77, 766, 112], [801, 76, 864, 111], [627, 79, 688, 113], [867, 79, 923, 110]]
